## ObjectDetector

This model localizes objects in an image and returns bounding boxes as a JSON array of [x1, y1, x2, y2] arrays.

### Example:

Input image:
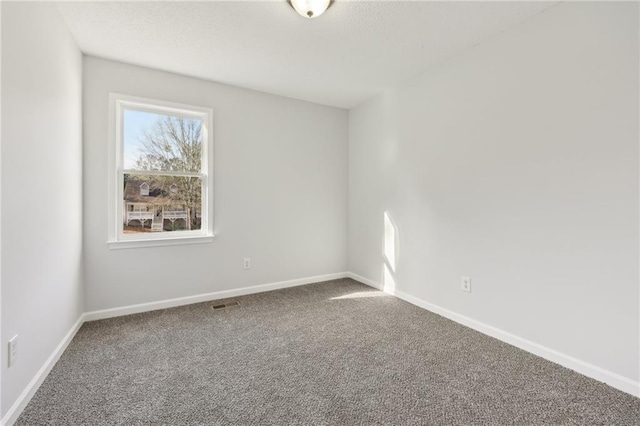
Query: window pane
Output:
[[123, 109, 202, 172], [123, 173, 202, 234]]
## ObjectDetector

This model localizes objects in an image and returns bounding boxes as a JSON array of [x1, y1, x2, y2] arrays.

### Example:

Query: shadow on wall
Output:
[[383, 211, 399, 293]]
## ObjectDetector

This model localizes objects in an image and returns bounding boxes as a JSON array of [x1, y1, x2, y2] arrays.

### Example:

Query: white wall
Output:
[[1, 1, 84, 417], [83, 57, 348, 311], [349, 1, 639, 385]]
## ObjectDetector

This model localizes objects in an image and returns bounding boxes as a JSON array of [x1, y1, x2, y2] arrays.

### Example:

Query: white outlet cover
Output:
[[461, 276, 471, 293], [8, 335, 18, 367]]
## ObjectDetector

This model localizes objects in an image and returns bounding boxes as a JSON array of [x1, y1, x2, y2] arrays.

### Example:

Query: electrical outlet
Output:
[[8, 335, 18, 367], [461, 276, 471, 293], [243, 258, 251, 270]]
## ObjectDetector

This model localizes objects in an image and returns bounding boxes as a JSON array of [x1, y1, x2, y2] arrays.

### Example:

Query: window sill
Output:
[[108, 235, 215, 250]]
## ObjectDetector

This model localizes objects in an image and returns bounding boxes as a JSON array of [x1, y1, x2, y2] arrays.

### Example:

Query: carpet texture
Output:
[[16, 279, 640, 425]]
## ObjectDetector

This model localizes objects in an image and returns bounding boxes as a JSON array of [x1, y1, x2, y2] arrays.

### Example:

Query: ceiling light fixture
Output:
[[288, 0, 332, 19]]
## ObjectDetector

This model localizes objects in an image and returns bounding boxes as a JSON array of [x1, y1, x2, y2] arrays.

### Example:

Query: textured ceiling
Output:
[[55, 1, 558, 109]]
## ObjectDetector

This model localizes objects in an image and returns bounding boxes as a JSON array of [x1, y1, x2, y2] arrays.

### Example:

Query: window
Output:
[[140, 182, 150, 196], [108, 94, 213, 248]]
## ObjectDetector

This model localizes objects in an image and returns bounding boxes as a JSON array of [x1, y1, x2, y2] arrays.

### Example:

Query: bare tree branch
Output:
[[133, 116, 203, 229]]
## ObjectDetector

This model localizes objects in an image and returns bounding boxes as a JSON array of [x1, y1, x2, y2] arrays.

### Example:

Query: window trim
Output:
[[107, 93, 214, 249]]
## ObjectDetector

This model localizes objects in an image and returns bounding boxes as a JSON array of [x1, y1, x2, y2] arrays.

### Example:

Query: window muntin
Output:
[[110, 94, 212, 246]]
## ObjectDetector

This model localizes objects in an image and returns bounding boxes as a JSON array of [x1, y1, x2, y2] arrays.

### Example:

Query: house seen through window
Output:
[[112, 94, 212, 244]]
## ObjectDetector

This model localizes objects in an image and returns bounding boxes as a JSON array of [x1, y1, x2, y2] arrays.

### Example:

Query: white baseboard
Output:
[[83, 272, 348, 321], [1, 315, 85, 426], [5, 271, 636, 426], [347, 272, 383, 291], [347, 272, 640, 398], [2, 272, 348, 425]]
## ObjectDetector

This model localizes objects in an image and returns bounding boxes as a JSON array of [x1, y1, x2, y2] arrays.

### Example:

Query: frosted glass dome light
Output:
[[289, 0, 332, 19]]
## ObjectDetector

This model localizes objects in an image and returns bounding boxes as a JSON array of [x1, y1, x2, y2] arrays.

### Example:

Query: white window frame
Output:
[[107, 93, 214, 249]]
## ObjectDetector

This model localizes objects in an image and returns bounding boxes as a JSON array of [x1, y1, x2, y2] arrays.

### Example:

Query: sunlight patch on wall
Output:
[[384, 211, 397, 271], [383, 263, 396, 293], [383, 210, 399, 293]]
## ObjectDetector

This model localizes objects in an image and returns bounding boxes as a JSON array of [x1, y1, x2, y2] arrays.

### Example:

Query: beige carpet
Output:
[[17, 278, 640, 425]]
